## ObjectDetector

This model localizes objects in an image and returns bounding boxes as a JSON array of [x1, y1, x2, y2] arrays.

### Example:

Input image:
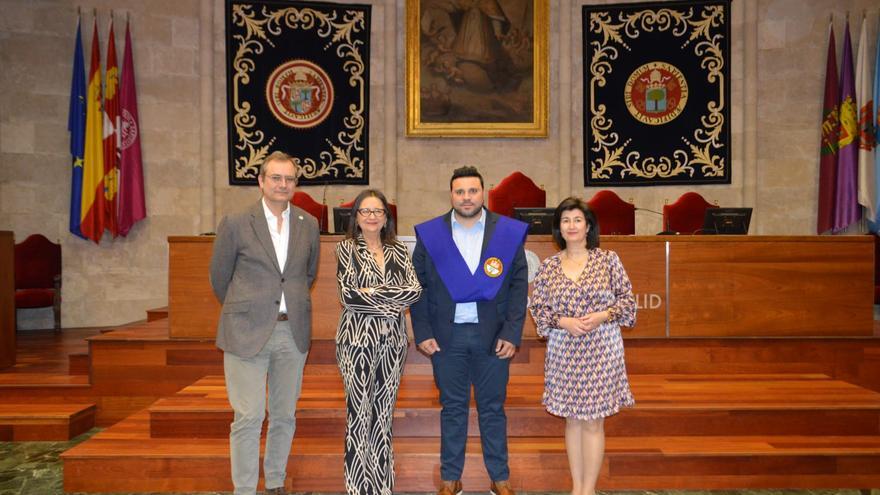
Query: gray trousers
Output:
[[224, 321, 308, 495]]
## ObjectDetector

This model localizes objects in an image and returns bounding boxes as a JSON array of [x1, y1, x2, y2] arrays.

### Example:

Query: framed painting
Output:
[[406, 0, 549, 137]]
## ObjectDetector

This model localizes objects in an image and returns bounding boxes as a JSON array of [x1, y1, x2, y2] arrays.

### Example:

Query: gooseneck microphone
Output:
[[635, 207, 678, 235]]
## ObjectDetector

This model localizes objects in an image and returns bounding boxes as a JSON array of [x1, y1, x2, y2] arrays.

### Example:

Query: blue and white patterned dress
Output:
[[528, 249, 636, 420]]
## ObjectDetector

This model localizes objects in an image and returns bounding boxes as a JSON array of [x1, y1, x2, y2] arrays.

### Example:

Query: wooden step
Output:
[[148, 374, 880, 439], [62, 410, 880, 492], [0, 403, 96, 441], [68, 352, 89, 376], [146, 306, 169, 322]]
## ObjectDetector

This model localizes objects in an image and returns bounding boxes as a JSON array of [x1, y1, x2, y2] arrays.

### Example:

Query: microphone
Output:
[[635, 207, 678, 235]]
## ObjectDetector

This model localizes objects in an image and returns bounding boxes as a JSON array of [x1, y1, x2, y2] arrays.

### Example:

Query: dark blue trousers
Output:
[[431, 324, 510, 482]]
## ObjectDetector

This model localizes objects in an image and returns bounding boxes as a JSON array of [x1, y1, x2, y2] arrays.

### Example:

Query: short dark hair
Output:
[[346, 189, 397, 244], [449, 166, 484, 190], [552, 197, 600, 250]]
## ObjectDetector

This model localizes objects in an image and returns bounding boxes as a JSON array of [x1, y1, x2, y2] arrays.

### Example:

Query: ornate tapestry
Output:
[[583, 0, 730, 187], [225, 0, 371, 186]]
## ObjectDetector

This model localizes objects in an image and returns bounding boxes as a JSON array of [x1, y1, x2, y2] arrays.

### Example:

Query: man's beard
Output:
[[453, 204, 482, 218]]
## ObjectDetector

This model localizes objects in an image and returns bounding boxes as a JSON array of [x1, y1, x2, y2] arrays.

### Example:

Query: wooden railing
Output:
[[168, 234, 874, 340]]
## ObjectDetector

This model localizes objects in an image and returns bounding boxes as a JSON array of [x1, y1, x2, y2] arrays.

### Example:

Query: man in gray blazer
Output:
[[210, 151, 320, 495]]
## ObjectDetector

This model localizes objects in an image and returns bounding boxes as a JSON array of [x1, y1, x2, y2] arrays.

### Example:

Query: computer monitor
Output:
[[513, 207, 555, 235], [333, 207, 353, 234], [702, 207, 752, 235]]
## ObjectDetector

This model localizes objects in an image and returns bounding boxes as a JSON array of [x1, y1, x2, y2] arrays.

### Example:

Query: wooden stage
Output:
[[2, 234, 880, 491]]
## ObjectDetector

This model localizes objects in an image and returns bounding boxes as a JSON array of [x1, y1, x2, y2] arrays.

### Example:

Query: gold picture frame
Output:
[[406, 0, 549, 137]]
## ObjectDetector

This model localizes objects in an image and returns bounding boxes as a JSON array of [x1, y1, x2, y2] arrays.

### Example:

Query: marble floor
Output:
[[0, 430, 875, 495]]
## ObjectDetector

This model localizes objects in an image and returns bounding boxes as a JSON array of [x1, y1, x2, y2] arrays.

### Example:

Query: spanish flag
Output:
[[81, 18, 106, 243]]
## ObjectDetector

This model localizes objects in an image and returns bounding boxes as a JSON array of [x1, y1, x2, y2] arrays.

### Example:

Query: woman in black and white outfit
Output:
[[335, 189, 422, 495]]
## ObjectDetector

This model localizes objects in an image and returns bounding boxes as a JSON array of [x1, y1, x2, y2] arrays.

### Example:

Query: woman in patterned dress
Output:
[[335, 189, 423, 495], [528, 197, 636, 495]]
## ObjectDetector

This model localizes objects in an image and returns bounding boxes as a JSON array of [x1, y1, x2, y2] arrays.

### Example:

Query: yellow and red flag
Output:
[[102, 19, 120, 238], [81, 18, 106, 243]]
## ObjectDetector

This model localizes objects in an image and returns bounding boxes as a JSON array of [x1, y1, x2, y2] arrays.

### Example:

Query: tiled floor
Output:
[[0, 430, 876, 495]]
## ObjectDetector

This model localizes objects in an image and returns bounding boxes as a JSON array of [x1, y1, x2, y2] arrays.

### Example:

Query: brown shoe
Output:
[[490, 480, 515, 495], [438, 479, 463, 495], [265, 487, 287, 495]]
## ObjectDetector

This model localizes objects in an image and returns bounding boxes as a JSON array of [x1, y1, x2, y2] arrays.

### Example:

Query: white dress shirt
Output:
[[450, 208, 486, 323], [262, 198, 290, 314]]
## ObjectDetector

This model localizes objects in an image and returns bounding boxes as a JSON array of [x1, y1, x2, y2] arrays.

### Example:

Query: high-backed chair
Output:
[[340, 199, 399, 228], [14, 234, 62, 330], [291, 191, 329, 232], [586, 190, 635, 235], [487, 171, 546, 217], [662, 192, 718, 235]]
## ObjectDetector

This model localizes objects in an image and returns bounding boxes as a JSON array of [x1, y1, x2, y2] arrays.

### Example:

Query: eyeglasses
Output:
[[267, 174, 296, 185], [357, 208, 387, 217]]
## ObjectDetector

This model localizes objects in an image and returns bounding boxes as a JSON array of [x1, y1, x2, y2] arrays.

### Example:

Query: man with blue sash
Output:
[[412, 166, 529, 495]]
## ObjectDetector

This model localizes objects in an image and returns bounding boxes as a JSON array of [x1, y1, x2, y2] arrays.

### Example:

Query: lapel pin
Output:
[[298, 215, 304, 220]]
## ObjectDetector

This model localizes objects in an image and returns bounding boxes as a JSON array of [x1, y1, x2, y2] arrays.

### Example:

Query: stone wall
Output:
[[1, 0, 877, 328]]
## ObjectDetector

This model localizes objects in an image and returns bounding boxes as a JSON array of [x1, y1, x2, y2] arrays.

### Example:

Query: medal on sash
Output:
[[483, 257, 503, 278]]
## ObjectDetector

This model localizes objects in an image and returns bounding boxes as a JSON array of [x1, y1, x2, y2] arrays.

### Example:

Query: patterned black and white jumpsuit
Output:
[[335, 236, 422, 495]]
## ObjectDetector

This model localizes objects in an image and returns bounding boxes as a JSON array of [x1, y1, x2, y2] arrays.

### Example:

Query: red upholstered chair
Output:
[[14, 234, 62, 330], [291, 191, 329, 232], [586, 190, 635, 235], [340, 199, 398, 227], [662, 192, 718, 235], [487, 171, 546, 217]]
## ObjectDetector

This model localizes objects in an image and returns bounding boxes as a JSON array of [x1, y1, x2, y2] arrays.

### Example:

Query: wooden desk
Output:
[[0, 231, 15, 369], [666, 236, 873, 337], [168, 235, 873, 340]]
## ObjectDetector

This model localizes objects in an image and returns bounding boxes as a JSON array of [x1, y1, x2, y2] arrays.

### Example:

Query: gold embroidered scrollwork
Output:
[[588, 4, 726, 181], [230, 4, 367, 181]]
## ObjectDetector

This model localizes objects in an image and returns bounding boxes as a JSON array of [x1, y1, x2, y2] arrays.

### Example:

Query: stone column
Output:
[[560, 2, 574, 199], [199, 0, 215, 232], [742, 0, 758, 231], [384, 2, 398, 206]]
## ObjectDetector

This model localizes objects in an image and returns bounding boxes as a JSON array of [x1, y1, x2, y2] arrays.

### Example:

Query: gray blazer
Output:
[[210, 200, 320, 357]]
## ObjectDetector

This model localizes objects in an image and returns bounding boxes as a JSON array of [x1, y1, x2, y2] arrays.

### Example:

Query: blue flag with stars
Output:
[[68, 18, 86, 239]]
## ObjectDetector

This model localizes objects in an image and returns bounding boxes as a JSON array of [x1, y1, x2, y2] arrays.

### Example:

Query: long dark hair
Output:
[[346, 189, 397, 244], [552, 197, 600, 250]]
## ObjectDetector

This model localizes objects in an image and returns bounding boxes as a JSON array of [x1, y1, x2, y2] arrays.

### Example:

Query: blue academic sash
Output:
[[415, 213, 528, 303]]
